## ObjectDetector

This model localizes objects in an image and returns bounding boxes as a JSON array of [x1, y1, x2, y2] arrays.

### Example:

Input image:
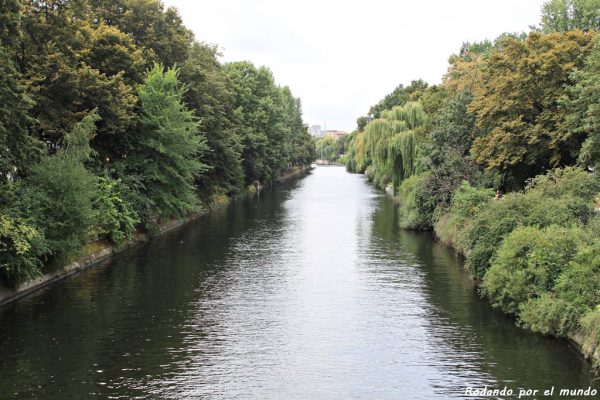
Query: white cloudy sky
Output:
[[162, 0, 546, 132]]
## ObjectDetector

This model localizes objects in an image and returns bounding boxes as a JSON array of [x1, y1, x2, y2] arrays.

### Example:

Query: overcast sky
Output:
[[162, 0, 546, 132]]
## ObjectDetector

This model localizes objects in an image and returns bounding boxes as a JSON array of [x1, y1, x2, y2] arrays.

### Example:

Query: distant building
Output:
[[308, 125, 323, 137], [326, 130, 349, 140]]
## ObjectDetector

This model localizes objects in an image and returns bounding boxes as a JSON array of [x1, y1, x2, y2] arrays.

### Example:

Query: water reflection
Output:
[[0, 166, 595, 399]]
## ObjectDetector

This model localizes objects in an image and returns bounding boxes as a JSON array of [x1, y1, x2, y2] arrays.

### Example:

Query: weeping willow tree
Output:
[[346, 101, 428, 193], [345, 130, 369, 173]]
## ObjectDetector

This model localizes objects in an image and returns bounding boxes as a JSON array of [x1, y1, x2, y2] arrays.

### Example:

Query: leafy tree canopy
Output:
[[539, 0, 600, 32], [469, 31, 594, 189]]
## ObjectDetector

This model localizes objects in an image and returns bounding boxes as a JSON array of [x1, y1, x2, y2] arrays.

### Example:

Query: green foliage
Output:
[[19, 1, 138, 156], [466, 191, 592, 278], [469, 31, 594, 189], [444, 40, 494, 94], [553, 243, 600, 308], [434, 167, 599, 279], [348, 101, 428, 193], [225, 62, 280, 183], [0, 0, 314, 289], [487, 232, 600, 337], [421, 92, 483, 213], [566, 35, 600, 170], [482, 225, 582, 314], [281, 86, 315, 166], [0, 44, 41, 178], [83, 22, 147, 84], [225, 61, 313, 184], [345, 131, 369, 173], [21, 112, 100, 261], [540, 0, 600, 32], [525, 165, 600, 200], [315, 135, 342, 162], [180, 42, 244, 196], [89, 0, 193, 66], [368, 79, 429, 119], [581, 310, 600, 368], [92, 176, 139, 244], [518, 294, 581, 335], [0, 212, 49, 285], [435, 182, 493, 253], [397, 174, 433, 229], [356, 116, 369, 131], [390, 92, 484, 232], [124, 63, 208, 221]]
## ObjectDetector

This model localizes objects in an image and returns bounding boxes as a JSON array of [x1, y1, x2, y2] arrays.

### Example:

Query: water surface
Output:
[[0, 166, 595, 399]]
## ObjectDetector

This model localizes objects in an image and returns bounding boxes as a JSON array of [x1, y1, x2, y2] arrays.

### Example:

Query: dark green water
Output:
[[0, 166, 596, 399]]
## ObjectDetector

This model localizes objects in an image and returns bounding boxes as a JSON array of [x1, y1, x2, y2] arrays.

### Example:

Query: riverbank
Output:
[[381, 181, 600, 371], [0, 165, 312, 307], [435, 212, 600, 370], [314, 159, 342, 166]]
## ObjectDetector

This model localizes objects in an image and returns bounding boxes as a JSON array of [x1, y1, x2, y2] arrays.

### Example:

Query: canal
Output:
[[0, 166, 596, 399]]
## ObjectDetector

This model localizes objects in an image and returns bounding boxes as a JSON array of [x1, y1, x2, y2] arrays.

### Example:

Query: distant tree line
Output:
[[0, 0, 315, 285], [314, 135, 349, 163]]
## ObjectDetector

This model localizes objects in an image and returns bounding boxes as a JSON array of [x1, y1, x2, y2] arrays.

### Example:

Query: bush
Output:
[[482, 226, 544, 314], [0, 212, 49, 285], [23, 156, 97, 261], [397, 175, 424, 229], [581, 310, 600, 369], [554, 243, 600, 309], [17, 111, 99, 263], [465, 186, 595, 278], [91, 176, 139, 244], [398, 173, 445, 229], [482, 224, 600, 338], [519, 242, 600, 337], [482, 225, 582, 315], [525, 166, 600, 201], [434, 181, 492, 254], [519, 294, 581, 335]]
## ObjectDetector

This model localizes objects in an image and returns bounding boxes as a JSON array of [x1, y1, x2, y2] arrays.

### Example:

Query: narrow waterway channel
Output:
[[0, 166, 596, 399]]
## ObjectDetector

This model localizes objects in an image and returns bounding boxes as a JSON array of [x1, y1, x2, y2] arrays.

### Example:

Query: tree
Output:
[[443, 40, 494, 96], [20, 0, 138, 160], [0, 44, 41, 179], [225, 62, 287, 184], [356, 116, 369, 131], [315, 135, 340, 162], [90, 0, 193, 66], [364, 79, 429, 121], [179, 43, 244, 196], [0, 212, 49, 286], [83, 22, 147, 84], [0, 0, 42, 178], [469, 31, 594, 189], [352, 101, 429, 193], [20, 111, 100, 262], [123, 64, 208, 221], [280, 86, 314, 166], [566, 35, 600, 170], [420, 91, 483, 211], [540, 0, 600, 32]]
